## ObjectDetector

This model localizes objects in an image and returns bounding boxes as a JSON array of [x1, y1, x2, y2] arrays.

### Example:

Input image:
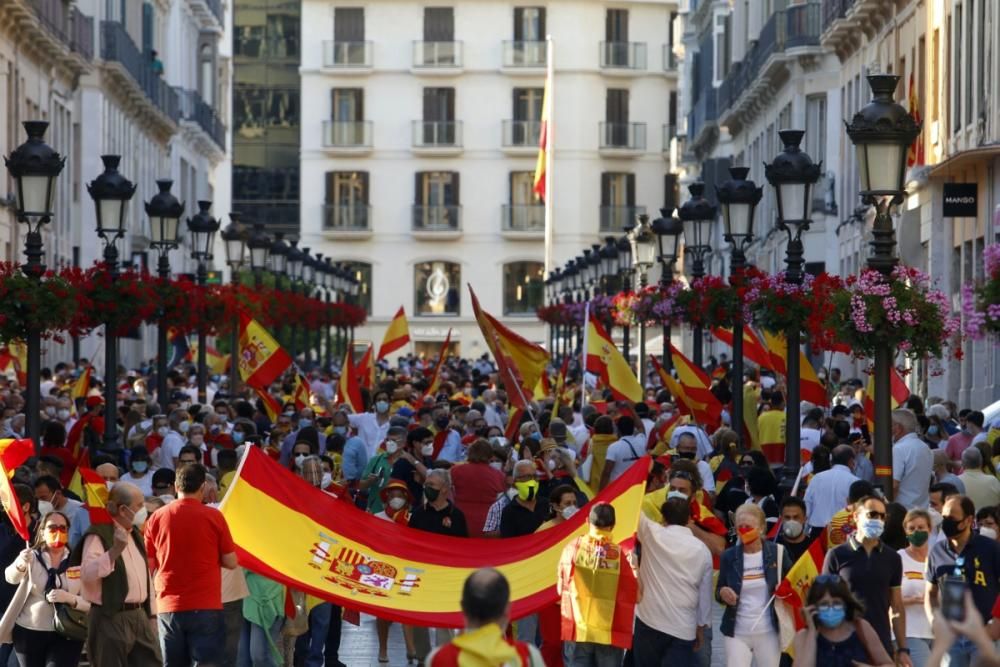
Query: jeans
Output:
[[723, 632, 781, 667], [569, 642, 624, 667], [159, 609, 226, 667], [694, 625, 711, 667], [943, 636, 978, 667], [906, 637, 932, 667], [292, 603, 343, 667], [222, 600, 244, 667], [238, 618, 283, 667], [516, 614, 539, 645], [631, 617, 695, 666]]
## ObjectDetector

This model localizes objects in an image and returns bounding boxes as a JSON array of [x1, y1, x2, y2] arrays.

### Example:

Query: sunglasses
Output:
[[814, 574, 842, 586], [861, 510, 886, 520]]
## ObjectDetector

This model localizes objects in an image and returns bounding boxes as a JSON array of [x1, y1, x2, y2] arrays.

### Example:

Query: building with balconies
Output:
[[300, 0, 681, 354]]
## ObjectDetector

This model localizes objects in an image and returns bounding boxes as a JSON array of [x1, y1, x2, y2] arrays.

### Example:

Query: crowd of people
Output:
[[0, 353, 998, 667]]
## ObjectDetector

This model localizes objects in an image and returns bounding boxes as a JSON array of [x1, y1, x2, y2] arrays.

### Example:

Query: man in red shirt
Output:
[[144, 463, 238, 666]]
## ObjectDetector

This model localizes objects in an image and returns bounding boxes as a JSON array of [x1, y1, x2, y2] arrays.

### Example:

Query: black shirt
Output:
[[408, 501, 468, 538], [391, 458, 423, 502], [500, 501, 543, 537], [823, 537, 902, 655], [775, 533, 813, 565], [926, 534, 1000, 621]]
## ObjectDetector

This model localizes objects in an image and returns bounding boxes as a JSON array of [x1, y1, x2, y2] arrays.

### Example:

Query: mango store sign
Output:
[[943, 183, 977, 217]]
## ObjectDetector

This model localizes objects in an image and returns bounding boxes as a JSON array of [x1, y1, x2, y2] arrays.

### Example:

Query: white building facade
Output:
[[299, 0, 681, 357]]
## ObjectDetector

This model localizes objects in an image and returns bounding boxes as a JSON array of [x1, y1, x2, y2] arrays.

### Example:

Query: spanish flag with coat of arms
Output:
[[585, 311, 642, 403]]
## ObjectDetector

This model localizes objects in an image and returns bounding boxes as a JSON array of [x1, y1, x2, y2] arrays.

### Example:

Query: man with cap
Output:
[[374, 479, 414, 524]]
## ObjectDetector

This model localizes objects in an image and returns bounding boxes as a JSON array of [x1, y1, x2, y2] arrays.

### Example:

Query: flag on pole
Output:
[[0, 439, 32, 541], [336, 350, 365, 414], [256, 388, 284, 423], [238, 313, 293, 390], [758, 330, 829, 406], [906, 71, 924, 167], [711, 328, 773, 371], [774, 532, 828, 639], [532, 69, 551, 201], [377, 307, 410, 360], [70, 365, 92, 416], [355, 345, 375, 390], [77, 467, 113, 524], [291, 373, 311, 411], [469, 286, 550, 410], [585, 312, 642, 403], [220, 446, 650, 627], [863, 370, 911, 431], [425, 330, 452, 398], [187, 342, 231, 376], [670, 345, 723, 426]]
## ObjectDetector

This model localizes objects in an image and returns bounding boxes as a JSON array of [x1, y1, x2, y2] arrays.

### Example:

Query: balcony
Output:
[[412, 121, 463, 155], [662, 44, 678, 72], [3, 1, 92, 74], [662, 123, 678, 153], [502, 41, 546, 69], [186, 0, 223, 32], [322, 121, 373, 154], [502, 204, 545, 236], [716, 4, 822, 135], [322, 41, 373, 72], [599, 41, 647, 72], [599, 122, 647, 155], [412, 41, 463, 73], [323, 204, 372, 238], [232, 201, 299, 236], [412, 205, 462, 239], [600, 206, 646, 232], [176, 88, 225, 152], [501, 120, 541, 155], [100, 21, 180, 130], [821, 0, 893, 56]]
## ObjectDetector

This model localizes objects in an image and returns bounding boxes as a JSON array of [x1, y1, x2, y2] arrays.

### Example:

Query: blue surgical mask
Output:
[[859, 518, 884, 540], [299, 418, 312, 428], [132, 461, 148, 474], [333, 426, 347, 435], [232, 431, 245, 444], [816, 606, 846, 628], [928, 425, 940, 436], [375, 401, 389, 414]]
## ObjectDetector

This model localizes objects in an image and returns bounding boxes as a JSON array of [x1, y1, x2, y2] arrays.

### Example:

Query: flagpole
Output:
[[506, 366, 540, 431], [543, 35, 554, 276], [581, 302, 589, 407]]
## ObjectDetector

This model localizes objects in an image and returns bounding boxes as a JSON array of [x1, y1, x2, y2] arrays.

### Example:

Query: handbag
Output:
[[52, 602, 88, 641]]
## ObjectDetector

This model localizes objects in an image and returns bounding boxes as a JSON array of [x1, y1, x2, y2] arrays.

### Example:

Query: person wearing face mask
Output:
[[958, 446, 1000, 513], [716, 504, 792, 667], [359, 426, 407, 514], [434, 409, 465, 464], [500, 460, 544, 538], [674, 433, 717, 498], [976, 507, 1000, 541], [278, 409, 327, 466], [897, 509, 933, 667], [122, 446, 155, 496], [0, 510, 90, 667], [791, 575, 894, 667], [451, 440, 506, 538], [742, 467, 779, 533], [156, 409, 191, 470], [598, 416, 646, 492], [33, 476, 90, 551], [822, 495, 910, 664], [537, 485, 578, 532], [774, 497, 813, 563], [804, 445, 860, 532], [346, 391, 393, 459], [370, 480, 418, 663]]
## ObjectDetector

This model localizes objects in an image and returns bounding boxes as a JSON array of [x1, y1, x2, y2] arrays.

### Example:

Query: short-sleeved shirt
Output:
[[891, 433, 933, 508], [823, 537, 902, 654], [603, 435, 646, 482], [926, 534, 1000, 621], [499, 501, 543, 537], [408, 501, 468, 537], [144, 498, 235, 612]]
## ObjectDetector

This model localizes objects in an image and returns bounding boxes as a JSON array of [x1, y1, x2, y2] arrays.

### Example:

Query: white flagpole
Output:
[[543, 35, 554, 276], [581, 302, 590, 407]]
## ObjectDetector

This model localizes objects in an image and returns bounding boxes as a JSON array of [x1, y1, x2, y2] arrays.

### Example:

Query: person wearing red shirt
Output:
[[451, 440, 506, 537], [144, 463, 238, 666]]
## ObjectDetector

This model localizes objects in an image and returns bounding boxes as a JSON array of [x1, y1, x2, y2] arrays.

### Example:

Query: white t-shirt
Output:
[[122, 470, 154, 496], [800, 428, 821, 457], [734, 550, 771, 635], [157, 431, 185, 469], [896, 548, 932, 639], [604, 435, 646, 482]]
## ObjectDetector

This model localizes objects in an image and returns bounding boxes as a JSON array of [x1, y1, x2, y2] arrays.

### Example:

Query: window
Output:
[[142, 2, 154, 53], [503, 262, 545, 315], [606, 9, 628, 42], [414, 262, 461, 315], [325, 172, 368, 230], [199, 43, 214, 106], [414, 171, 460, 230], [605, 89, 630, 146], [424, 7, 454, 41], [931, 29, 939, 121], [953, 5, 961, 134], [713, 13, 729, 85], [506, 172, 542, 231], [600, 172, 636, 231], [513, 7, 545, 40], [778, 103, 792, 130], [511, 87, 543, 145], [334, 8, 364, 41], [806, 94, 828, 213], [421, 88, 456, 144], [338, 261, 372, 314]]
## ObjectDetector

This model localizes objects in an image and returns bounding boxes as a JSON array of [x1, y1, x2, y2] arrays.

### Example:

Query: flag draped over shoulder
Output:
[[469, 286, 549, 408], [238, 313, 292, 390], [221, 447, 650, 627], [0, 439, 34, 541], [585, 313, 641, 403], [377, 307, 410, 360]]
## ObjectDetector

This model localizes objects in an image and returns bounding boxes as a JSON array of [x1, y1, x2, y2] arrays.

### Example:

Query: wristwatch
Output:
[[896, 647, 910, 654]]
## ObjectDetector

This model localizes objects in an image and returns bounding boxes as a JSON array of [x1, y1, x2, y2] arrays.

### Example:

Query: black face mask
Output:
[[423, 486, 441, 503], [941, 517, 965, 538], [677, 451, 696, 460], [434, 417, 450, 429]]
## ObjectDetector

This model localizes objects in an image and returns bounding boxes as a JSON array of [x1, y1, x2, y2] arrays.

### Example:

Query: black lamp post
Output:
[[652, 208, 683, 370], [331, 262, 345, 360], [846, 74, 921, 498], [323, 257, 336, 371], [286, 241, 304, 363], [346, 272, 360, 348], [616, 233, 633, 360], [678, 183, 717, 369], [88, 155, 137, 452], [4, 121, 65, 450], [600, 237, 618, 296], [246, 223, 272, 289], [221, 214, 247, 398], [766, 129, 822, 483], [146, 180, 184, 413], [544, 271, 556, 360], [629, 215, 658, 380], [187, 201, 220, 405], [562, 260, 578, 360], [717, 167, 762, 447]]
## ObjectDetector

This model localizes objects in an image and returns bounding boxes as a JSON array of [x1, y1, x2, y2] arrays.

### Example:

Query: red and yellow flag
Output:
[[425, 330, 452, 398], [711, 328, 773, 372], [336, 350, 364, 414], [863, 369, 911, 431], [187, 342, 231, 376], [532, 75, 551, 201], [256, 388, 283, 423], [67, 450, 90, 500], [759, 330, 828, 406], [906, 71, 924, 168], [586, 313, 642, 403], [77, 467, 113, 525], [470, 286, 550, 409], [221, 447, 649, 626], [377, 307, 410, 361], [291, 373, 311, 412], [70, 366, 92, 416], [0, 438, 32, 541], [238, 312, 293, 390], [355, 345, 376, 391], [774, 531, 828, 633], [670, 344, 723, 427]]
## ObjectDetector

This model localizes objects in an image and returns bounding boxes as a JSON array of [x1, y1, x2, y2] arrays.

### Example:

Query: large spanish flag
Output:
[[221, 447, 649, 627], [377, 307, 410, 360], [532, 75, 551, 201], [585, 312, 642, 403], [469, 286, 550, 409], [670, 344, 723, 427], [759, 330, 828, 406], [774, 531, 827, 636], [0, 438, 34, 541], [238, 312, 292, 390]]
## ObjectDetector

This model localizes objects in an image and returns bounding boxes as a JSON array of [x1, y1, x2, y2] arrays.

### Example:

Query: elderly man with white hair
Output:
[[959, 446, 1000, 511], [891, 408, 933, 508]]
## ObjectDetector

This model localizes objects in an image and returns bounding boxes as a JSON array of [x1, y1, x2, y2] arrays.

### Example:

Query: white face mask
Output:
[[547, 459, 557, 471], [37, 500, 54, 516], [982, 527, 998, 540], [105, 481, 115, 491], [294, 454, 307, 469], [561, 506, 578, 520], [179, 421, 190, 434], [157, 426, 169, 437], [131, 506, 148, 527], [44, 406, 56, 417], [321, 472, 332, 489], [385, 442, 399, 455], [421, 444, 434, 457], [388, 497, 407, 511], [489, 461, 503, 471], [56, 409, 70, 421]]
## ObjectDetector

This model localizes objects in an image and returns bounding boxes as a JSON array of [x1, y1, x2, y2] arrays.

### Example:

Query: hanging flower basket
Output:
[[826, 265, 960, 360], [744, 270, 844, 350], [962, 244, 1000, 340], [674, 274, 742, 330], [63, 267, 159, 336], [0, 263, 76, 341]]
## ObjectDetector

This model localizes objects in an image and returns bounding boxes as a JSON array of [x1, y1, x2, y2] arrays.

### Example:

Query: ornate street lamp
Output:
[[717, 167, 762, 447], [652, 209, 683, 369], [600, 237, 618, 296], [221, 214, 247, 398], [616, 232, 633, 359], [847, 74, 921, 497], [677, 182, 717, 368], [269, 232, 289, 275], [88, 155, 136, 451], [187, 201, 220, 404], [4, 121, 65, 449], [286, 241, 304, 362], [146, 179, 184, 413], [629, 215, 658, 378], [766, 129, 822, 483]]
